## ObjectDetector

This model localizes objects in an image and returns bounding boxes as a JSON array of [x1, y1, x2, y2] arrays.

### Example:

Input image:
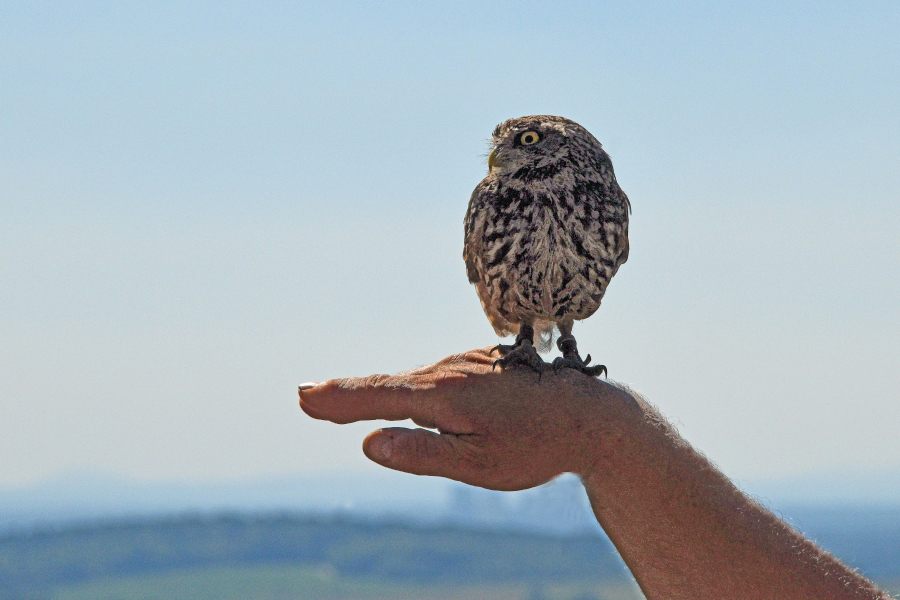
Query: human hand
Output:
[[298, 347, 638, 491]]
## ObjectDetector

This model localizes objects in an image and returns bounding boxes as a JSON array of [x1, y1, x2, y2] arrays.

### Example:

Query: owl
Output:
[[463, 116, 630, 376]]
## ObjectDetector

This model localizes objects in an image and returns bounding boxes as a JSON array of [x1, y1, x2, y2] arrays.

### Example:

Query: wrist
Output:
[[566, 380, 655, 482]]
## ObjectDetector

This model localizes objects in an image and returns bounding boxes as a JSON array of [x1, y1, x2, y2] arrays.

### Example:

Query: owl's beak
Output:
[[488, 148, 500, 173]]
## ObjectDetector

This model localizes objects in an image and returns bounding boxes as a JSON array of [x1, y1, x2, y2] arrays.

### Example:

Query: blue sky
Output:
[[1, 1, 898, 493]]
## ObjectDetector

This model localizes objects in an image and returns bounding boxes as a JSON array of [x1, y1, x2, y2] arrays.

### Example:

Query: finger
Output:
[[434, 347, 497, 366], [298, 366, 481, 429], [298, 374, 441, 424], [362, 428, 479, 480]]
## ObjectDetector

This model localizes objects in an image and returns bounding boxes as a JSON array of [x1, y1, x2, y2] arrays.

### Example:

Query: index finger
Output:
[[298, 374, 440, 423], [298, 350, 494, 429]]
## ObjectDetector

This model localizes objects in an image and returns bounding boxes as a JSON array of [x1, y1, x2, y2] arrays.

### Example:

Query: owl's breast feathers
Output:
[[464, 164, 629, 336]]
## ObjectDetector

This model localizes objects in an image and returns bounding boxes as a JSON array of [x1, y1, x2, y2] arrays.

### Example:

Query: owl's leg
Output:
[[492, 324, 545, 375], [552, 321, 607, 378]]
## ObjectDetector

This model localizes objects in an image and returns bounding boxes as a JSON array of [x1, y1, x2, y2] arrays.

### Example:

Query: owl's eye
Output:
[[518, 131, 541, 146]]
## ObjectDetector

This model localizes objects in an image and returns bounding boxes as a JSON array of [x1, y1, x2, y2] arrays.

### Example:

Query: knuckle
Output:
[[450, 436, 494, 471], [335, 374, 392, 391]]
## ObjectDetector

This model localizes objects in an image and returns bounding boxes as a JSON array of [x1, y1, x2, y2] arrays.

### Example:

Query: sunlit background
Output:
[[2, 0, 899, 521]]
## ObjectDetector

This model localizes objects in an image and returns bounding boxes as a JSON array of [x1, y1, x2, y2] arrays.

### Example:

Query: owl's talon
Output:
[[554, 332, 606, 377], [492, 342, 545, 376], [492, 344, 516, 357], [552, 357, 607, 378], [586, 364, 607, 378], [551, 357, 564, 375]]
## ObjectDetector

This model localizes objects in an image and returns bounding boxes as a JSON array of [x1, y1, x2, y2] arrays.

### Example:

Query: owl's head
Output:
[[486, 115, 606, 180]]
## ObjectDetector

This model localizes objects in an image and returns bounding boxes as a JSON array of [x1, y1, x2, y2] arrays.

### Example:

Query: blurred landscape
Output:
[[2, 2, 898, 598], [0, 513, 636, 600], [2, 473, 900, 599]]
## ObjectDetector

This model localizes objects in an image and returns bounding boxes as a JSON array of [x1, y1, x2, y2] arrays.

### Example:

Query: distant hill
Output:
[[0, 470, 449, 532], [0, 513, 631, 600], [5, 467, 900, 533], [2, 470, 900, 597], [0, 471, 599, 536]]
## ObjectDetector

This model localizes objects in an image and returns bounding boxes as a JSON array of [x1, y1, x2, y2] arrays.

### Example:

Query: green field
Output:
[[4, 513, 897, 599], [52, 564, 643, 600], [0, 514, 639, 600]]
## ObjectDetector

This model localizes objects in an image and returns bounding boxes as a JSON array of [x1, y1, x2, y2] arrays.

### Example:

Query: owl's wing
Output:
[[464, 185, 516, 337], [463, 187, 485, 284], [463, 243, 479, 284]]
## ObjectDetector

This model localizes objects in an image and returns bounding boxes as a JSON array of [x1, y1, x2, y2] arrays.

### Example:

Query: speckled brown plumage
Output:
[[463, 115, 630, 376]]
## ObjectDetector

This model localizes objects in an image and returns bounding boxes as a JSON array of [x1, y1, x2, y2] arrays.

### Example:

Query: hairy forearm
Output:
[[580, 389, 886, 599]]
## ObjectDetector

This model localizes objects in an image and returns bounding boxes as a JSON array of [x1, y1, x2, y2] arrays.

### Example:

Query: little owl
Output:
[[463, 115, 630, 377]]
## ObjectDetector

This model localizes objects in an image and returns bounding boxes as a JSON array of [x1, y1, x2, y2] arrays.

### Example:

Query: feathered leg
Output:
[[492, 324, 545, 375], [552, 321, 607, 377]]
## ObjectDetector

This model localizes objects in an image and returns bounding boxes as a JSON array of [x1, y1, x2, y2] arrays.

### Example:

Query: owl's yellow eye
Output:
[[518, 131, 541, 145]]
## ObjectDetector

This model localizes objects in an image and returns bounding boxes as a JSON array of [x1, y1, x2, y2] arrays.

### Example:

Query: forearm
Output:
[[581, 390, 886, 599]]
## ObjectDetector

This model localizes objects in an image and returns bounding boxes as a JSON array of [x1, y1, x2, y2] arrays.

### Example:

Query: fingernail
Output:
[[298, 382, 320, 392], [369, 435, 392, 461]]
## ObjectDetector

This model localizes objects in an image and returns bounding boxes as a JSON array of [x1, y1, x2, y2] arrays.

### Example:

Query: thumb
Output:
[[363, 428, 474, 479]]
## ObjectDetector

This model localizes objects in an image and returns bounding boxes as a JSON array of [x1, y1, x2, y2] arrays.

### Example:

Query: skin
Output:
[[298, 348, 889, 599]]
